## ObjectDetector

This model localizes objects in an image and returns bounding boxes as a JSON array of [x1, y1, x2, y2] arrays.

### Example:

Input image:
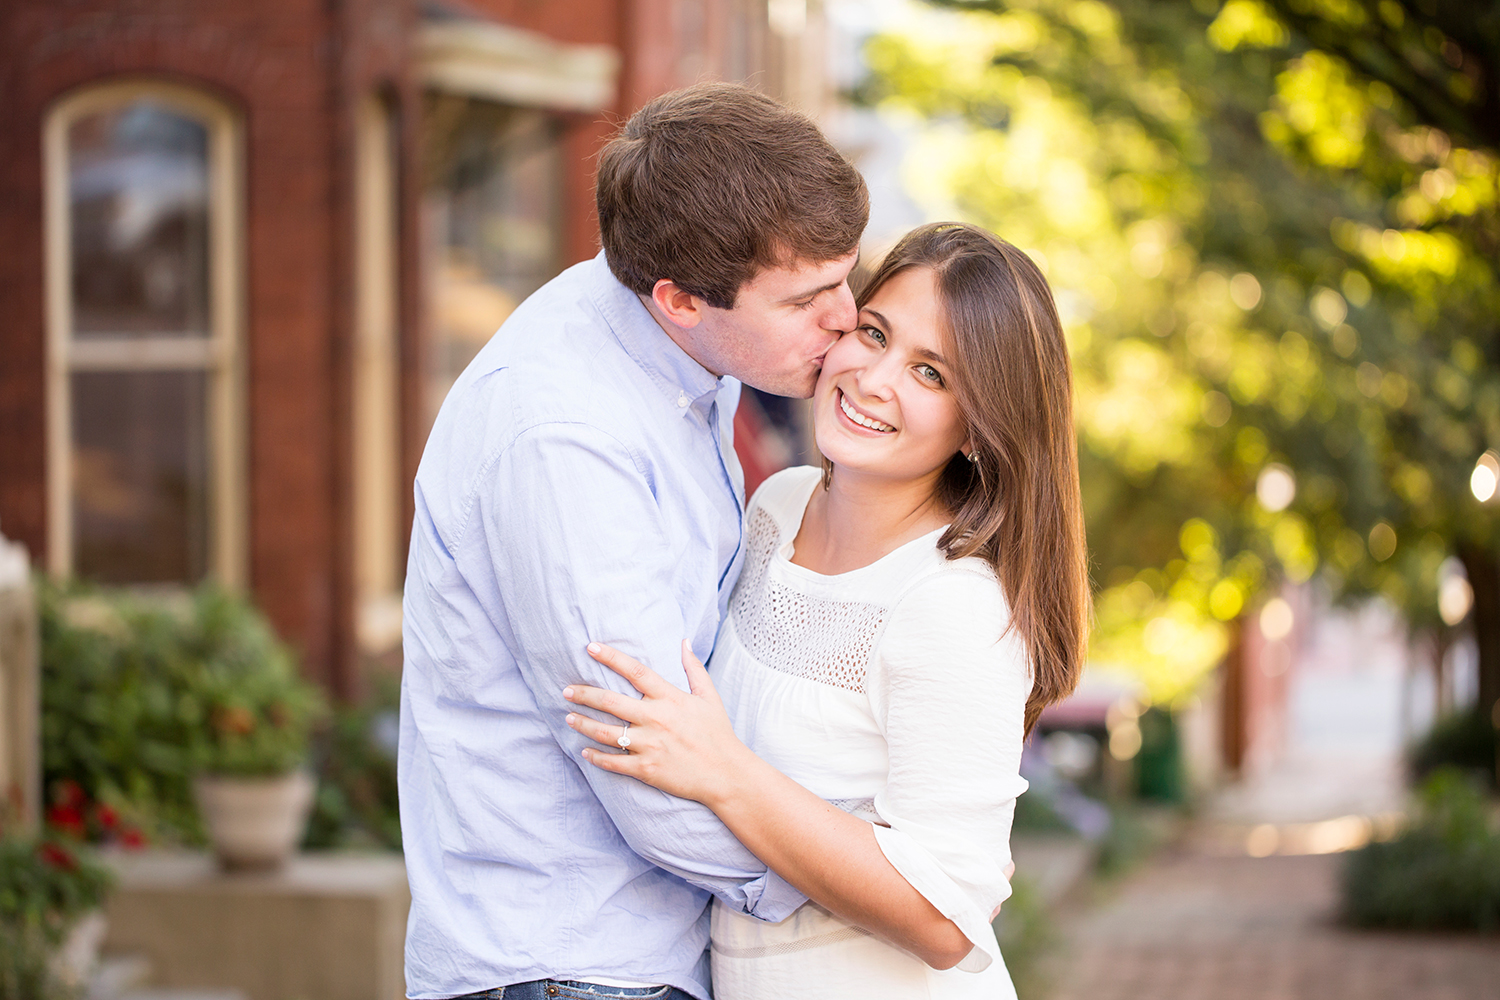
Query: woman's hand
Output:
[[564, 640, 753, 807]]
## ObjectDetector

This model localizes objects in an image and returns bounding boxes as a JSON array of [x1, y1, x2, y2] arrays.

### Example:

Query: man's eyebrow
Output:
[[780, 278, 846, 304]]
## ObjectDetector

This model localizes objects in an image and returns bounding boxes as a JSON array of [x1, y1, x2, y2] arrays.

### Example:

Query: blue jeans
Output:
[[450, 982, 692, 1000]]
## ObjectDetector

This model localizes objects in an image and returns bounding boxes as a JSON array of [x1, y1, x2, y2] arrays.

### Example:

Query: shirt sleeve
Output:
[[475, 419, 804, 922], [865, 567, 1032, 973]]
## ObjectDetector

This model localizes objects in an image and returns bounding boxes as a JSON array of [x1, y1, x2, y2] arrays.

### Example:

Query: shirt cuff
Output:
[[871, 824, 1005, 974], [738, 868, 807, 923]]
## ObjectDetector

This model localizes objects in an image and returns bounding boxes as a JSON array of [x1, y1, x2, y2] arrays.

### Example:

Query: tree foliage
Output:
[[862, 0, 1500, 708]]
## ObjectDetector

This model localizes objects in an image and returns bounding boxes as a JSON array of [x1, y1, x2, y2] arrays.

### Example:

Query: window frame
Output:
[[43, 79, 247, 588]]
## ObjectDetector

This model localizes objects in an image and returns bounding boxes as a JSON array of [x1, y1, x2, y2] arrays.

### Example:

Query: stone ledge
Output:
[[101, 850, 408, 1000]]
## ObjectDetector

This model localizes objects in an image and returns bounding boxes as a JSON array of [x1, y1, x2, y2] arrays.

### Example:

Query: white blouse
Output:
[[708, 466, 1031, 1000]]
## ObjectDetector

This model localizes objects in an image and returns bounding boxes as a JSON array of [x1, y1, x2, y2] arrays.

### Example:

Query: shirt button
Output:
[[677, 392, 690, 408]]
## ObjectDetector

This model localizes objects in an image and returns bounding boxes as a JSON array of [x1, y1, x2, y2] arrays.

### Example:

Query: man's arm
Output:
[[471, 420, 803, 920]]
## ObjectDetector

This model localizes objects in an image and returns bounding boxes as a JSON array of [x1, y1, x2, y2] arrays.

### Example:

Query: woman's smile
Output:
[[836, 388, 896, 433]]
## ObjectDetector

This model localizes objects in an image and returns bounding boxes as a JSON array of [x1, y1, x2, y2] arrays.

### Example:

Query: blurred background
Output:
[[0, 0, 1496, 998]]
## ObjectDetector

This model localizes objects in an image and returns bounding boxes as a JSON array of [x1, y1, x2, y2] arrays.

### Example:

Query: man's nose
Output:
[[824, 283, 857, 332]]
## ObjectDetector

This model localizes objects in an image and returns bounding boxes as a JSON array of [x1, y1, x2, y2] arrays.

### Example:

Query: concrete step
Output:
[[89, 954, 153, 1000]]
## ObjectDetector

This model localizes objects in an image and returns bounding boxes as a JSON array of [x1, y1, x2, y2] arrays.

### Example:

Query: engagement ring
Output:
[[617, 722, 632, 750]]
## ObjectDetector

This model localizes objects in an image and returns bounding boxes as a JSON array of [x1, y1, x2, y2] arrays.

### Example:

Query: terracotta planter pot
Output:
[[194, 771, 315, 871]]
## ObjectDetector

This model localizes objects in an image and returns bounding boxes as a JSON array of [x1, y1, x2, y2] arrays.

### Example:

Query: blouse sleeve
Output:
[[865, 565, 1032, 973]]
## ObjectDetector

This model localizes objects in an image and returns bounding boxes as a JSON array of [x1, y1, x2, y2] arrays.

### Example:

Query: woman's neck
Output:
[[791, 466, 950, 575]]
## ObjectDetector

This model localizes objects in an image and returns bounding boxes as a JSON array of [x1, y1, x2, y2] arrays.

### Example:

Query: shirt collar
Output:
[[585, 251, 723, 418]]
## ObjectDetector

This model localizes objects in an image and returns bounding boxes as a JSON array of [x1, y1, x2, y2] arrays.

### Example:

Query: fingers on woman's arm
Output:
[[586, 641, 673, 698], [565, 710, 626, 749], [562, 682, 646, 724]]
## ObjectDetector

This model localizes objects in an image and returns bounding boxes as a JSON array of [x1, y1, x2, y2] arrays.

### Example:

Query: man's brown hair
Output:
[[596, 82, 869, 309]]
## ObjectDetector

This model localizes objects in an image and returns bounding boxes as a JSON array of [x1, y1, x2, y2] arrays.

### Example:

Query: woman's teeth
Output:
[[840, 392, 894, 432]]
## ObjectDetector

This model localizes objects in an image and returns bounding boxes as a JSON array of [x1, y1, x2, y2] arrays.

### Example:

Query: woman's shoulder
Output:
[[886, 549, 1010, 633], [746, 465, 822, 524]]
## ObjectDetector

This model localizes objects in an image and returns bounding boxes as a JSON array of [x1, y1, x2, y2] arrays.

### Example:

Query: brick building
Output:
[[0, 0, 828, 697]]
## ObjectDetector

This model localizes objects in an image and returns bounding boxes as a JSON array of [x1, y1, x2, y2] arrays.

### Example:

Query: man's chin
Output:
[[744, 371, 818, 399]]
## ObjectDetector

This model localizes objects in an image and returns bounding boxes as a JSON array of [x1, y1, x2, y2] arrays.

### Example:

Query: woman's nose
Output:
[[855, 354, 898, 400]]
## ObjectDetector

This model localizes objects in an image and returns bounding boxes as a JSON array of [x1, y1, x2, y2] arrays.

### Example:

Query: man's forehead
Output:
[[747, 249, 860, 296]]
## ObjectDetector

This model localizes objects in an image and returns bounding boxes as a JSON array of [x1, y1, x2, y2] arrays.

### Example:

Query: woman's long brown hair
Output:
[[839, 222, 1092, 735]]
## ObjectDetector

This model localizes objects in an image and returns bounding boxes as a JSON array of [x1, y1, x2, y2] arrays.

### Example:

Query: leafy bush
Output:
[[0, 834, 113, 1000], [1341, 769, 1500, 931], [302, 674, 402, 850], [41, 582, 323, 844], [1409, 709, 1497, 790]]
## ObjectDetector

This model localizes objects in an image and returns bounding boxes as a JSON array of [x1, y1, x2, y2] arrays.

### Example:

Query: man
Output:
[[398, 82, 869, 1000]]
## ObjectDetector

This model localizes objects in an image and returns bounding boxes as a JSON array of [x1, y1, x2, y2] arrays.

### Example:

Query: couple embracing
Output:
[[398, 82, 1090, 1000]]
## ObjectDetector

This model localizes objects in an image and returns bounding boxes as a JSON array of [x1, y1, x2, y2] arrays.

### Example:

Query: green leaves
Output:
[[872, 0, 1500, 700], [40, 582, 325, 844]]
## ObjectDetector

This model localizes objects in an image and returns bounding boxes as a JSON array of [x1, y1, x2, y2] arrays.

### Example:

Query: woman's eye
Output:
[[917, 364, 944, 385], [861, 326, 887, 346]]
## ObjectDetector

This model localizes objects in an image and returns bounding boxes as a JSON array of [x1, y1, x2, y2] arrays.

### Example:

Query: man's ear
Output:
[[650, 279, 706, 329]]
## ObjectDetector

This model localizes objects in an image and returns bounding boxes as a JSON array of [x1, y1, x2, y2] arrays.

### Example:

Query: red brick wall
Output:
[[0, 0, 417, 695], [0, 0, 776, 693]]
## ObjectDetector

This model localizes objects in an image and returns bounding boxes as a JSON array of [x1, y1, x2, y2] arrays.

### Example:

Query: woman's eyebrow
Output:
[[861, 308, 892, 330]]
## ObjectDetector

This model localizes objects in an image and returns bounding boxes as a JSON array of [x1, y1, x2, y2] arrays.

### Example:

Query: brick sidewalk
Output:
[[1044, 847, 1500, 1000]]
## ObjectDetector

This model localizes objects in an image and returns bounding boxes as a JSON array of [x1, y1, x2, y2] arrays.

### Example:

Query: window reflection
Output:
[[71, 370, 210, 584], [69, 102, 210, 339], [423, 95, 562, 429]]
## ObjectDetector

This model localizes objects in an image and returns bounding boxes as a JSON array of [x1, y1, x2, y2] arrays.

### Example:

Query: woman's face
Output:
[[812, 266, 969, 487]]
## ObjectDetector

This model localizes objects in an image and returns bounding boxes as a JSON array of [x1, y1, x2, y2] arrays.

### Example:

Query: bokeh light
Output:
[[1256, 463, 1296, 512]]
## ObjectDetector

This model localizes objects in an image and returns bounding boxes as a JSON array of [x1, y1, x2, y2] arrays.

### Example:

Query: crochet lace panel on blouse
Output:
[[730, 507, 887, 694]]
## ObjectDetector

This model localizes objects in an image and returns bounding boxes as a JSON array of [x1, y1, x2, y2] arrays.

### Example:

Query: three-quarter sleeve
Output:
[[865, 566, 1032, 973]]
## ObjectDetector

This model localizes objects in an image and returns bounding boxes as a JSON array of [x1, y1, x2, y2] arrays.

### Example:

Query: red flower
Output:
[[213, 705, 256, 736], [37, 841, 78, 871], [119, 828, 146, 850], [47, 804, 87, 838], [94, 804, 120, 830]]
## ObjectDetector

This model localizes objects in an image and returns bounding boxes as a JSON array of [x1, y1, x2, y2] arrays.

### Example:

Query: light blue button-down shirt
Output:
[[399, 252, 804, 1000]]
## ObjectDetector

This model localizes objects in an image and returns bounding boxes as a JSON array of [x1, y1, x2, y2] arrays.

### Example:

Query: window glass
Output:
[[422, 95, 562, 429], [69, 102, 210, 339], [71, 370, 210, 583]]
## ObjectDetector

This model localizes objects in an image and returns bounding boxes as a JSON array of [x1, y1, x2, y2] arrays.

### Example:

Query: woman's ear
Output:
[[650, 279, 705, 329]]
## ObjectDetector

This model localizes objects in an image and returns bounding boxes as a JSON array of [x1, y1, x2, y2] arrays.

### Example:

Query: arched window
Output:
[[44, 81, 245, 587]]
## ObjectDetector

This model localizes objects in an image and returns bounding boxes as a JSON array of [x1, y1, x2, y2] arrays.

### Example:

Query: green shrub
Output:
[[0, 834, 113, 1000], [1340, 769, 1500, 930], [303, 674, 402, 850], [40, 582, 323, 844], [1409, 709, 1497, 790]]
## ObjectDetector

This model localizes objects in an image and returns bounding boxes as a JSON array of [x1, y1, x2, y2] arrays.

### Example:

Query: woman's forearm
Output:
[[708, 744, 973, 970]]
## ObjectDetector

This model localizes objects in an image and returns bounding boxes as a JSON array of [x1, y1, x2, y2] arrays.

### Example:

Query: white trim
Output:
[[353, 94, 404, 653], [68, 338, 223, 370], [419, 20, 619, 111], [42, 79, 247, 588]]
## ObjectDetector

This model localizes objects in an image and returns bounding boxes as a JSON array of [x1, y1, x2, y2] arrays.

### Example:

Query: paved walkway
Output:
[[1043, 846, 1500, 1000]]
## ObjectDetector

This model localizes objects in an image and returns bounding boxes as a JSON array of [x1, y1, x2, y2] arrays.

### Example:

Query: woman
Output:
[[562, 222, 1090, 999]]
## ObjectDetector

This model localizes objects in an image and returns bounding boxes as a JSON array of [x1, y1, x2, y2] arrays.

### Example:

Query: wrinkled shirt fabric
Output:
[[399, 252, 804, 1000]]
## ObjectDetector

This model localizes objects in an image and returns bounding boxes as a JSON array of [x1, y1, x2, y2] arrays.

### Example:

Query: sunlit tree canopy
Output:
[[861, 0, 1500, 707]]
